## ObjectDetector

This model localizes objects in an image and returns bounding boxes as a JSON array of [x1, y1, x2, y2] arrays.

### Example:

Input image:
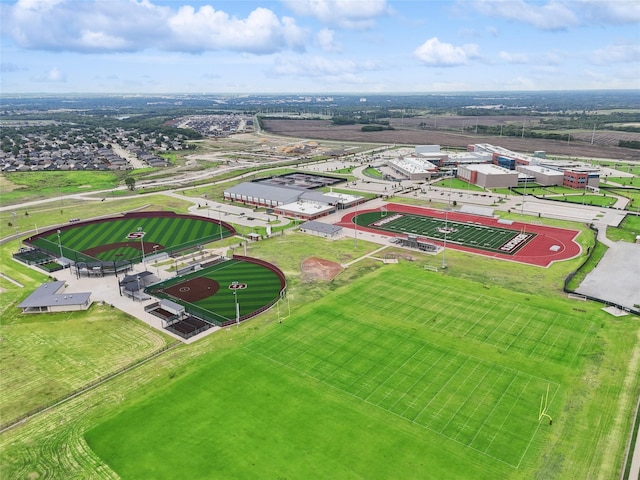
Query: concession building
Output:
[[17, 281, 92, 313]]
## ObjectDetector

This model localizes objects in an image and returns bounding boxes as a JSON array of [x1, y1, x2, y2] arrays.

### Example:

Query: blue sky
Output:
[[1, 0, 639, 94]]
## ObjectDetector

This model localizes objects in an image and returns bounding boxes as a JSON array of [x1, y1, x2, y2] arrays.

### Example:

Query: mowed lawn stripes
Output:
[[247, 309, 559, 468], [32, 215, 230, 262], [246, 265, 596, 467], [346, 272, 595, 365], [151, 259, 284, 321]]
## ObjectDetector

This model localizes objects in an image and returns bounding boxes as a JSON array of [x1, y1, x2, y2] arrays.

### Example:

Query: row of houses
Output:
[[1, 145, 166, 172]]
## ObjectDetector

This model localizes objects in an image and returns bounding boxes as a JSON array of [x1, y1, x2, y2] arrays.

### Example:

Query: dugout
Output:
[[74, 260, 132, 278]]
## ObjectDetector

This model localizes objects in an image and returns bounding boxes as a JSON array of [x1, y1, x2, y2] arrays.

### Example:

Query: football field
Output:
[[356, 211, 534, 254]]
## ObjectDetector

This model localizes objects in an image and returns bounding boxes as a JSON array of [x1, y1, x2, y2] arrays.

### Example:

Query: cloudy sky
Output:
[[1, 0, 639, 94]]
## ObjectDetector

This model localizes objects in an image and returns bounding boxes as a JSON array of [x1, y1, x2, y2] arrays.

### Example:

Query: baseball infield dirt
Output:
[[164, 277, 220, 303]]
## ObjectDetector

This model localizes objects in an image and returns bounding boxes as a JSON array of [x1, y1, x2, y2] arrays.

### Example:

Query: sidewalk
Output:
[[53, 262, 220, 344]]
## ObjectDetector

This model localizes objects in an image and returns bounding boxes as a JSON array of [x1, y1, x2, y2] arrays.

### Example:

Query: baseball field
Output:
[[26, 211, 234, 264], [148, 257, 286, 325]]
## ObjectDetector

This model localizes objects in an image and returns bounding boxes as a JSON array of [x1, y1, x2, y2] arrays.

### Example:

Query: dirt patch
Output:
[[301, 257, 344, 282], [83, 241, 165, 258], [163, 277, 220, 302], [262, 118, 640, 160]]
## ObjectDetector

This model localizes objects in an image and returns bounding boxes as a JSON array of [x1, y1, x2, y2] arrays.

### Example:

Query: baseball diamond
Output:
[[23, 211, 236, 264], [148, 256, 286, 327]]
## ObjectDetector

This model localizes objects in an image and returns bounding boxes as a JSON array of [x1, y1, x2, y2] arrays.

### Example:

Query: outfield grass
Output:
[[30, 214, 232, 263], [150, 258, 284, 323]]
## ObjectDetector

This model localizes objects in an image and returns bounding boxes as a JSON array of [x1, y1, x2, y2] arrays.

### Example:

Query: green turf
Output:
[[149, 258, 284, 324], [557, 194, 617, 207], [85, 264, 600, 477], [433, 178, 485, 192], [29, 214, 233, 263], [355, 210, 534, 254]]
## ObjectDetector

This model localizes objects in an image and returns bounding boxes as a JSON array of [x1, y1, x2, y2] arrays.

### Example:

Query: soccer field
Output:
[[356, 211, 534, 254], [86, 264, 599, 477], [247, 271, 593, 467]]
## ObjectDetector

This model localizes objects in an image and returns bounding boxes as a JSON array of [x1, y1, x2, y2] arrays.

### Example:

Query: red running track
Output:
[[335, 203, 582, 268]]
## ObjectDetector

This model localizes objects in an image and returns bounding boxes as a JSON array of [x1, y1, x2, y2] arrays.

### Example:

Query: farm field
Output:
[[83, 263, 637, 479], [261, 118, 640, 160]]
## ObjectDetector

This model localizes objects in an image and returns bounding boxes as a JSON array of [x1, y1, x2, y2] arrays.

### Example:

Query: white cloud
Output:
[[577, 0, 640, 25], [1, 0, 307, 54], [499, 50, 528, 63], [282, 0, 389, 29], [413, 37, 479, 66], [317, 28, 342, 52], [592, 43, 640, 64], [33, 66, 66, 82], [470, 0, 578, 30], [168, 6, 307, 53], [469, 0, 640, 29]]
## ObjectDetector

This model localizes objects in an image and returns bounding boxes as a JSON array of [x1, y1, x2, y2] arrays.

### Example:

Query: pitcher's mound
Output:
[[301, 257, 343, 281]]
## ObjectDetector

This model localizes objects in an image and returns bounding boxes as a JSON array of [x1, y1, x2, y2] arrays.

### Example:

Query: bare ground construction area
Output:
[[262, 118, 640, 160]]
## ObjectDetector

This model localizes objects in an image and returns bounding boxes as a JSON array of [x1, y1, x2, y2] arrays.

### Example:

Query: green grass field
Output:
[[355, 211, 532, 254], [29, 214, 232, 263], [433, 178, 486, 192], [558, 194, 617, 207], [0, 303, 174, 426], [150, 258, 284, 323], [84, 265, 603, 478], [1, 184, 639, 480]]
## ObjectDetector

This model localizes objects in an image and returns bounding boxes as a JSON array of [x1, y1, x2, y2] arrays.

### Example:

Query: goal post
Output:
[[538, 384, 553, 425]]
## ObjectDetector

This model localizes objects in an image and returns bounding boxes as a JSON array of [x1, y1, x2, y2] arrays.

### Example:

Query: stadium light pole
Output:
[[442, 209, 448, 270], [217, 206, 223, 240], [232, 281, 240, 327], [138, 226, 146, 268], [354, 201, 358, 250], [57, 229, 64, 261]]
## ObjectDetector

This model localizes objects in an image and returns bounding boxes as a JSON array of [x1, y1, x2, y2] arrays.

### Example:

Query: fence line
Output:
[[0, 341, 181, 434]]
